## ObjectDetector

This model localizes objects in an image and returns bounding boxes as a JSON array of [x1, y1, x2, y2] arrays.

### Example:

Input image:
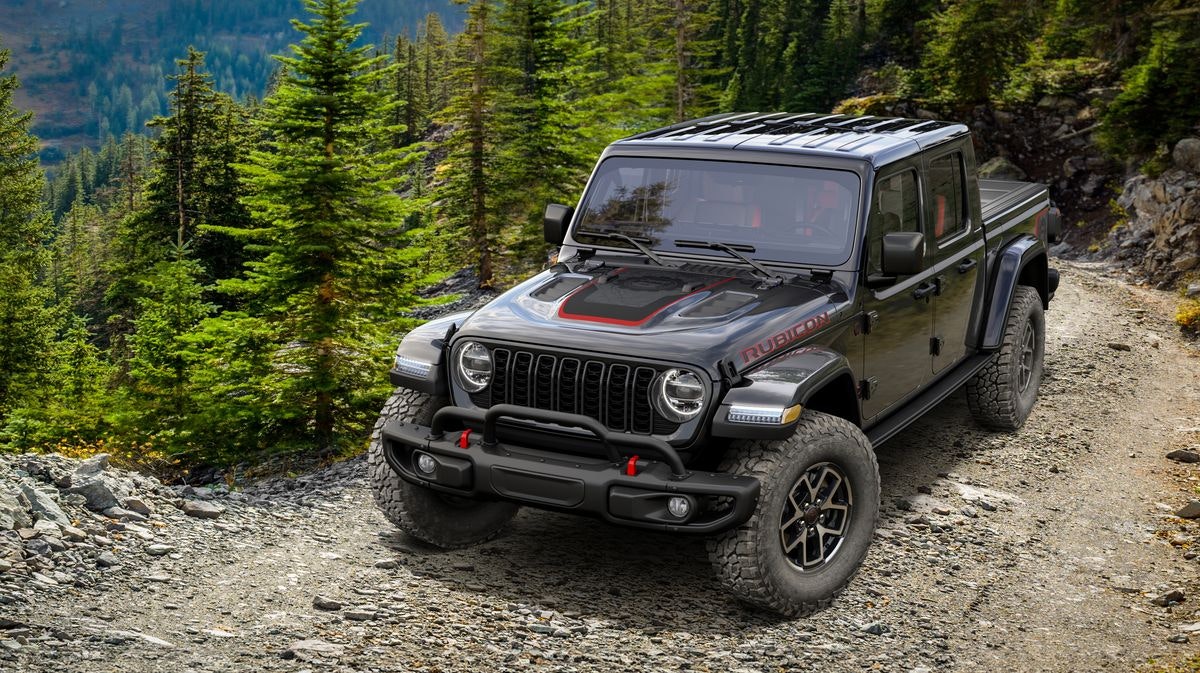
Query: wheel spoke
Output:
[[778, 461, 854, 572]]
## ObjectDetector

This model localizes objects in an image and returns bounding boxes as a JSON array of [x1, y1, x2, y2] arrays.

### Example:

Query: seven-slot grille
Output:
[[468, 346, 681, 435]]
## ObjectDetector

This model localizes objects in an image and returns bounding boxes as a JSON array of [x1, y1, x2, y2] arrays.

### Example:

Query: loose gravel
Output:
[[1, 261, 1199, 672]]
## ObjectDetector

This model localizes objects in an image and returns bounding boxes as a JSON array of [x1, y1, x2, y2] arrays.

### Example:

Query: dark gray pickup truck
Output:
[[371, 112, 1061, 616]]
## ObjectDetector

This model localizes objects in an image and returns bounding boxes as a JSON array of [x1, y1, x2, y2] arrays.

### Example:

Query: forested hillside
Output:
[[0, 0, 459, 161], [0, 0, 1196, 471]]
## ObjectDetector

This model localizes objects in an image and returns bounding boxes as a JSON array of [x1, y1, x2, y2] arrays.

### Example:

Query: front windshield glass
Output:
[[573, 157, 861, 267]]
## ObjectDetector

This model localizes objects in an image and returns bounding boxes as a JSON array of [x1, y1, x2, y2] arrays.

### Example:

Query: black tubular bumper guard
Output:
[[380, 405, 760, 534]]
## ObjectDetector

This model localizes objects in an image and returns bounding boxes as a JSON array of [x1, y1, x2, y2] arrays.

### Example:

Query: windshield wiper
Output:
[[674, 239, 786, 283], [576, 229, 667, 266]]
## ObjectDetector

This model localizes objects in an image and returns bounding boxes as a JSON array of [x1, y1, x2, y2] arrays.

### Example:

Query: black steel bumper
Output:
[[380, 404, 760, 534]]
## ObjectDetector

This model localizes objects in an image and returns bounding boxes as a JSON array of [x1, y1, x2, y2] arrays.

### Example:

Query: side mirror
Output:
[[881, 231, 925, 276], [544, 204, 573, 245]]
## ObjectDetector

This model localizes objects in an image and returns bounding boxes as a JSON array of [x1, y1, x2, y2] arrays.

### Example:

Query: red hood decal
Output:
[[557, 269, 734, 326]]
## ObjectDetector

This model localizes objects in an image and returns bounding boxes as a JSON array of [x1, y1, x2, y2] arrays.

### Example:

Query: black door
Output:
[[926, 150, 984, 373], [862, 167, 933, 421]]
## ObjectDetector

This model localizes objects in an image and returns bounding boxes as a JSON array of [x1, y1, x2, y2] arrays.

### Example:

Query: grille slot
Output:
[[468, 346, 682, 436]]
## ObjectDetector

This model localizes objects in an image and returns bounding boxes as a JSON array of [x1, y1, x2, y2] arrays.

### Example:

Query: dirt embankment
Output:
[[1, 262, 1199, 673]]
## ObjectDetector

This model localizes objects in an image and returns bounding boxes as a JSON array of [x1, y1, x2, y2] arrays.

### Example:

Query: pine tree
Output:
[[439, 0, 502, 287], [0, 41, 55, 417], [226, 0, 415, 452]]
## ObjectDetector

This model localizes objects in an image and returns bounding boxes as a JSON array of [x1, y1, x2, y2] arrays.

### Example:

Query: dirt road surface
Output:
[[3, 262, 1199, 672]]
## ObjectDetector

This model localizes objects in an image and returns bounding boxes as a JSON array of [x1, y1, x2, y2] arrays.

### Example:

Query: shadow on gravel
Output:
[[374, 388, 1002, 631]]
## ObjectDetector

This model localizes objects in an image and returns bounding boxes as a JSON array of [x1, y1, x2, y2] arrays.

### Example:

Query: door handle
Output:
[[912, 281, 937, 300], [957, 258, 978, 273]]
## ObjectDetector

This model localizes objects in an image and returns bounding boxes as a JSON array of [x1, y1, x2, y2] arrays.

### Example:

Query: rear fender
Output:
[[712, 347, 856, 440], [979, 235, 1047, 351]]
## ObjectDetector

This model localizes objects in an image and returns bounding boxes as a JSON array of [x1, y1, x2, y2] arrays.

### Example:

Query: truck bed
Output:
[[979, 179, 1048, 225]]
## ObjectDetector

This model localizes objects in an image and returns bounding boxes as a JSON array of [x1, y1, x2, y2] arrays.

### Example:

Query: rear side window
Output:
[[868, 170, 919, 275], [928, 152, 967, 240]]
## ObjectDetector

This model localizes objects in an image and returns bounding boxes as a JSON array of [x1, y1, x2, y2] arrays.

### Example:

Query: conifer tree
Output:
[[227, 0, 414, 452], [0, 42, 55, 417], [439, 0, 502, 287]]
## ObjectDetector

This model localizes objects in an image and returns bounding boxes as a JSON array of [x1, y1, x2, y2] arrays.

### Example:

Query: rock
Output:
[[120, 497, 154, 516], [283, 639, 344, 659], [978, 156, 1027, 181], [977, 500, 998, 512], [102, 506, 147, 522], [373, 559, 398, 569], [18, 484, 71, 528], [1106, 342, 1132, 351], [96, 552, 121, 568], [181, 500, 225, 519], [1168, 634, 1190, 644], [32, 519, 60, 537], [861, 622, 886, 635], [0, 490, 32, 531], [961, 506, 978, 518], [1151, 588, 1185, 607], [74, 454, 110, 479], [24, 539, 52, 556], [1177, 500, 1200, 519], [145, 543, 174, 557], [1167, 450, 1200, 463], [1174, 138, 1200, 174], [343, 607, 377, 621], [313, 595, 342, 611], [529, 624, 554, 635], [66, 477, 122, 512]]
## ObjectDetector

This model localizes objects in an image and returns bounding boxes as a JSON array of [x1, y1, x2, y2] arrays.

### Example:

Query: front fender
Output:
[[979, 235, 1046, 351], [712, 347, 853, 440], [389, 311, 474, 396]]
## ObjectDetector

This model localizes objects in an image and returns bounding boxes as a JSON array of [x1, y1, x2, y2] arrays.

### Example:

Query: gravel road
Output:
[[2, 262, 1199, 673]]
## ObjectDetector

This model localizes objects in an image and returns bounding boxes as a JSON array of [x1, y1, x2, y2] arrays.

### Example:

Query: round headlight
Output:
[[653, 369, 705, 422], [454, 341, 492, 393]]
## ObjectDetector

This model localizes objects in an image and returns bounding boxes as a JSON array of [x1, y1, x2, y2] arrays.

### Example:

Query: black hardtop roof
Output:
[[614, 112, 970, 167]]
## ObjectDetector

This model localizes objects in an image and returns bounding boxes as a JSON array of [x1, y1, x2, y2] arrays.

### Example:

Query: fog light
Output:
[[667, 496, 692, 519], [415, 452, 437, 476]]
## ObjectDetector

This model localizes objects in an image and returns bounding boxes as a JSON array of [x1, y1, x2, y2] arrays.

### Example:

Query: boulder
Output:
[[1174, 138, 1200, 174], [0, 490, 32, 531], [978, 156, 1027, 181], [66, 478, 121, 512], [18, 484, 71, 528], [181, 500, 224, 519]]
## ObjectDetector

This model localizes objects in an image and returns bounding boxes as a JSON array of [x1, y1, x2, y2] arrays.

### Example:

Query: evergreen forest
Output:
[[0, 0, 1196, 471]]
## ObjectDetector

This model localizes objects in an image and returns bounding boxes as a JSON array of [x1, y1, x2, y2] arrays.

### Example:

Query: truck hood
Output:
[[453, 261, 853, 373]]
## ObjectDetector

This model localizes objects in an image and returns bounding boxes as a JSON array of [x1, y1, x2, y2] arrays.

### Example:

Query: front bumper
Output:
[[380, 404, 759, 534]]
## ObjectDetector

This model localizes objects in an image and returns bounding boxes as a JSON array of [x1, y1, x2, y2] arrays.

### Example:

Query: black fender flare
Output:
[[980, 235, 1047, 351], [712, 346, 857, 440], [389, 311, 474, 396]]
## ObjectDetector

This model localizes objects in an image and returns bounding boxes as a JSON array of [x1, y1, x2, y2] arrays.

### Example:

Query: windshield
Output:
[[573, 157, 861, 267]]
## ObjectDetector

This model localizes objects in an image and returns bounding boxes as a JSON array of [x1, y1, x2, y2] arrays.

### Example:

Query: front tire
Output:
[[708, 411, 880, 617], [368, 387, 519, 549], [966, 285, 1045, 431]]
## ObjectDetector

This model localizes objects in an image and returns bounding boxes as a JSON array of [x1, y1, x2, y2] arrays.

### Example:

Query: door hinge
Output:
[[861, 310, 879, 335], [930, 336, 944, 356], [858, 377, 878, 400]]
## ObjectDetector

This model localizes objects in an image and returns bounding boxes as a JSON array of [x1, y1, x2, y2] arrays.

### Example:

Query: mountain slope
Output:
[[0, 0, 460, 161]]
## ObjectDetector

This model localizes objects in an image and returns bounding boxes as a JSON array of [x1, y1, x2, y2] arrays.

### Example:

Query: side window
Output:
[[928, 152, 967, 240], [868, 170, 919, 275]]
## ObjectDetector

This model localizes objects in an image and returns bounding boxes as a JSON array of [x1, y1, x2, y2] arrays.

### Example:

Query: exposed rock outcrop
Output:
[[1110, 138, 1200, 288]]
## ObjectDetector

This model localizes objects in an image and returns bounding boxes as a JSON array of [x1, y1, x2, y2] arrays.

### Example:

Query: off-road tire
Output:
[[966, 285, 1045, 431], [368, 387, 519, 549], [707, 411, 880, 617]]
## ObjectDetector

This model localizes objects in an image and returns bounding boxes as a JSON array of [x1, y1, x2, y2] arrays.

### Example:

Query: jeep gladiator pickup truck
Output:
[[372, 112, 1061, 616]]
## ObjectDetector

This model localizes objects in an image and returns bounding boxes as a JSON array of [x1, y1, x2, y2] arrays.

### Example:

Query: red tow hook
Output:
[[458, 429, 472, 449], [625, 455, 640, 476]]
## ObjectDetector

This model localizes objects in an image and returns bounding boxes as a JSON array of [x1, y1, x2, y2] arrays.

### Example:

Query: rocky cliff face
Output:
[[1110, 138, 1200, 289]]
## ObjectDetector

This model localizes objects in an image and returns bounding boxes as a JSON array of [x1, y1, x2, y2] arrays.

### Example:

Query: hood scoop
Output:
[[610, 273, 684, 292], [531, 275, 590, 301], [680, 290, 759, 318]]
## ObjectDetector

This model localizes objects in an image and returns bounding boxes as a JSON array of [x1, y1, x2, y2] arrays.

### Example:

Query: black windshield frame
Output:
[[570, 157, 862, 268]]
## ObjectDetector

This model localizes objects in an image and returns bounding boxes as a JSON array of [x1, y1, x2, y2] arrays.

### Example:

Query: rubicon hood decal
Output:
[[557, 269, 733, 326]]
